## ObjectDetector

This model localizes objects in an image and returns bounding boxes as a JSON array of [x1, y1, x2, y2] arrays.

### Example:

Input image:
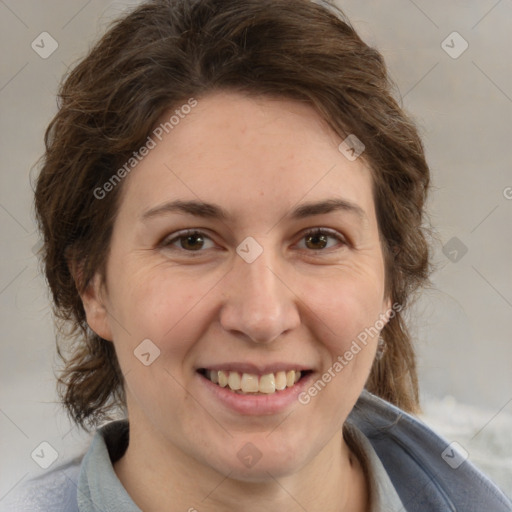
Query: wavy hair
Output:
[[34, 0, 431, 430]]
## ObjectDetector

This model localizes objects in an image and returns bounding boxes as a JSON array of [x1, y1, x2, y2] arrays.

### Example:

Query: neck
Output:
[[114, 421, 367, 512]]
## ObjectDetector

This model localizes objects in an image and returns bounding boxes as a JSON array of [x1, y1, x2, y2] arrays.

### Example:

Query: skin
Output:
[[82, 91, 391, 512]]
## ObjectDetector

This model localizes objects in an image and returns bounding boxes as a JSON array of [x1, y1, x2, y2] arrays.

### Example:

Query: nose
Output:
[[219, 248, 301, 344]]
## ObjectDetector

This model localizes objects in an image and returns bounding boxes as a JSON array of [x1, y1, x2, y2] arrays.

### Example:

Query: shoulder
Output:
[[0, 458, 81, 512], [348, 390, 512, 512]]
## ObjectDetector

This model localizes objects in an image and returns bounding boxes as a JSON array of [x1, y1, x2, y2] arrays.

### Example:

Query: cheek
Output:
[[304, 268, 386, 343], [296, 277, 383, 423], [108, 267, 220, 360], [107, 270, 217, 420], [299, 268, 384, 400]]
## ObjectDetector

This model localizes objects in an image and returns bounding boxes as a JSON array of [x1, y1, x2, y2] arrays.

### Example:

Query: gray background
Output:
[[1, 0, 511, 501]]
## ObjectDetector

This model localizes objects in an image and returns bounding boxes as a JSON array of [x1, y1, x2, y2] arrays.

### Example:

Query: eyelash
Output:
[[161, 228, 347, 255]]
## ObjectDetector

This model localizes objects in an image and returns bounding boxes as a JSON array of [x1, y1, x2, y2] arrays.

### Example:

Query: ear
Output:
[[381, 295, 393, 327], [80, 273, 114, 341], [68, 256, 114, 341], [67, 251, 114, 341]]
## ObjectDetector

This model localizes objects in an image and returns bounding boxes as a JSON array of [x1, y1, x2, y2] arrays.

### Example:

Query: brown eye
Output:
[[163, 230, 216, 252], [180, 233, 205, 251], [297, 228, 345, 251], [305, 232, 329, 249]]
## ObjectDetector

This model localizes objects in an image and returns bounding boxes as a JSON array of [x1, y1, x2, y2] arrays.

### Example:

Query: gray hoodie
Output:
[[1, 391, 510, 511]]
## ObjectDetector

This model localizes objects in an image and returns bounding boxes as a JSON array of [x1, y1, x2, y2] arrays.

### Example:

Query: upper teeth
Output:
[[206, 370, 302, 394]]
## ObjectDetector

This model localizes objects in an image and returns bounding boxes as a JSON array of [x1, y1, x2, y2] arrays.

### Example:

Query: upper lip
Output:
[[197, 362, 313, 375]]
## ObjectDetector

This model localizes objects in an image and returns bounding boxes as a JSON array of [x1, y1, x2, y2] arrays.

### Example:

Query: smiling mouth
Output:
[[197, 369, 312, 395]]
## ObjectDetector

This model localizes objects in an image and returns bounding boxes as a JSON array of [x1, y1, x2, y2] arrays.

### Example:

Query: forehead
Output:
[[117, 91, 376, 226]]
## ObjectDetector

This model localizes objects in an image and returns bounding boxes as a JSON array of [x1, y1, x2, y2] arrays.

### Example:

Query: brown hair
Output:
[[35, 0, 430, 430]]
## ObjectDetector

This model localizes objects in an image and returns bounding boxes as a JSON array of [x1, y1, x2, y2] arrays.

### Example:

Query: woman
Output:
[[4, 0, 511, 510]]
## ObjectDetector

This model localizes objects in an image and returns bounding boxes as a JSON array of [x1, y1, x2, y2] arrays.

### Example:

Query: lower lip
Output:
[[197, 371, 314, 416]]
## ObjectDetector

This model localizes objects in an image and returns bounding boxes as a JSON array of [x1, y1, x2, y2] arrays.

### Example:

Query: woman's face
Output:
[[84, 91, 391, 480]]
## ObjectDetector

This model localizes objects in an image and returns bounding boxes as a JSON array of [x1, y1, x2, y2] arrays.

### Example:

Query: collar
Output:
[[77, 417, 404, 512], [77, 421, 140, 512]]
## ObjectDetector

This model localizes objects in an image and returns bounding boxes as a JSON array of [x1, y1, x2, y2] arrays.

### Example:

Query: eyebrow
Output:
[[140, 198, 366, 222], [290, 198, 366, 221]]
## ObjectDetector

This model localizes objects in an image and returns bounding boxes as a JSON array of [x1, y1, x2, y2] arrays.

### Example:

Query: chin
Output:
[[202, 437, 307, 482], [221, 460, 301, 483]]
